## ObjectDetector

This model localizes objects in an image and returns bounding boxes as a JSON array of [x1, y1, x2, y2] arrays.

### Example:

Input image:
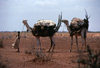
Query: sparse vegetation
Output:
[[32, 50, 53, 63], [25, 50, 32, 54], [0, 32, 100, 68], [77, 45, 100, 68], [0, 55, 6, 68], [0, 62, 6, 68], [0, 39, 3, 48], [32, 56, 50, 63]]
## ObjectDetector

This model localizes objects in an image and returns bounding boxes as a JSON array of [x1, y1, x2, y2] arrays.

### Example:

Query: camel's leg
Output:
[[75, 34, 79, 52], [48, 36, 55, 52], [36, 37, 41, 49], [17, 48, 20, 53], [81, 29, 87, 51], [81, 35, 84, 51], [78, 63, 80, 68], [51, 37, 55, 52], [84, 38, 87, 51], [84, 30, 87, 51], [36, 37, 44, 57], [70, 36, 73, 52], [36, 37, 40, 57], [82, 38, 87, 51]]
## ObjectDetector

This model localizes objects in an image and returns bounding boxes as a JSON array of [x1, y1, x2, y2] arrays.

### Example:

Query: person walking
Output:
[[12, 31, 20, 52]]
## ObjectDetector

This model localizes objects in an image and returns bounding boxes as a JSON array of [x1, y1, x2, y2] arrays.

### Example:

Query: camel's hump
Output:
[[34, 20, 56, 26], [70, 18, 84, 28], [71, 18, 84, 24]]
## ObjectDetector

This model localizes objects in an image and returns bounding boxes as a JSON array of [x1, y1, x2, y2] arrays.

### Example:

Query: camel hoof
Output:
[[69, 50, 72, 52], [77, 50, 80, 53], [16, 51, 20, 53], [83, 50, 87, 52], [47, 50, 50, 53]]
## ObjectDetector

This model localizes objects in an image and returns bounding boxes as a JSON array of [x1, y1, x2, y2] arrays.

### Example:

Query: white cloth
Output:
[[12, 37, 20, 49]]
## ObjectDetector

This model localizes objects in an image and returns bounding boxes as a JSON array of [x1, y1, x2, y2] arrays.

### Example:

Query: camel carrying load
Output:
[[22, 13, 62, 58], [61, 10, 89, 52]]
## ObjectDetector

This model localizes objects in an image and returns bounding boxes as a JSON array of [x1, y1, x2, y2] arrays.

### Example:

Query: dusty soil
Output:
[[0, 32, 100, 68]]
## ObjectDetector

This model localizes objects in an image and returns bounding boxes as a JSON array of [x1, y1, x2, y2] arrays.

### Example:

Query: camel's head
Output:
[[22, 20, 32, 32], [61, 19, 69, 26], [23, 20, 27, 25]]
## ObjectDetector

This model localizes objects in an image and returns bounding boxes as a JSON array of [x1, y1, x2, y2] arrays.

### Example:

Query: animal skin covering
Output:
[[34, 20, 56, 27], [70, 18, 84, 28]]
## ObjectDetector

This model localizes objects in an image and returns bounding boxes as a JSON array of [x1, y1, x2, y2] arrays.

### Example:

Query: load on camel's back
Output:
[[70, 18, 85, 34], [69, 17, 89, 36], [33, 20, 56, 36]]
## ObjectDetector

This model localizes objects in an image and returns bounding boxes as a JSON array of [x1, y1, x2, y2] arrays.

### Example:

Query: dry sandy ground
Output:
[[0, 32, 100, 68]]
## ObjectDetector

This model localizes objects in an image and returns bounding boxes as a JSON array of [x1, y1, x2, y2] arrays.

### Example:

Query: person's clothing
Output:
[[12, 36, 20, 49]]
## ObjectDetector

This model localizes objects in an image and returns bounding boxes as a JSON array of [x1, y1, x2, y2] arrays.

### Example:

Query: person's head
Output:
[[18, 31, 20, 36]]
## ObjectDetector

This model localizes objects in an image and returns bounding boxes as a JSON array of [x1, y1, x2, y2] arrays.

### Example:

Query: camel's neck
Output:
[[23, 21, 32, 32]]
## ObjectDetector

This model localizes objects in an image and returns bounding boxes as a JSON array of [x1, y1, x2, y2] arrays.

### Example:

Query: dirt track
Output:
[[0, 32, 100, 68]]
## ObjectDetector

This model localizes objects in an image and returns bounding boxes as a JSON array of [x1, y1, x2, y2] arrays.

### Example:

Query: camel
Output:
[[22, 14, 62, 56], [62, 12, 89, 52]]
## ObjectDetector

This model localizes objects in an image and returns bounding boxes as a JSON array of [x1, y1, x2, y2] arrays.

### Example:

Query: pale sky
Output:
[[0, 0, 100, 32]]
